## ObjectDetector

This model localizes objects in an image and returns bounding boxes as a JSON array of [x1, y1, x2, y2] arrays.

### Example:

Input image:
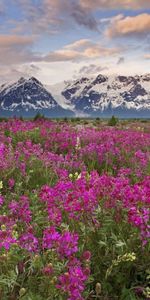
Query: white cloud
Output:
[[107, 13, 150, 37]]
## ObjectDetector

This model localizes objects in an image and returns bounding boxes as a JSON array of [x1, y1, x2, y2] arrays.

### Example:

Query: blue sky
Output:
[[0, 0, 150, 84]]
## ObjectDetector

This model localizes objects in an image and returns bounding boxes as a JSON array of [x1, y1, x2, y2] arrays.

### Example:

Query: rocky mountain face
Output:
[[0, 74, 150, 118], [59, 74, 150, 117], [0, 77, 74, 117]]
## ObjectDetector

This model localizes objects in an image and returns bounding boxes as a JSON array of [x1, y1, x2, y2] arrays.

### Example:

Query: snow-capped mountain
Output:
[[0, 74, 150, 118], [0, 77, 74, 117], [56, 73, 150, 117]]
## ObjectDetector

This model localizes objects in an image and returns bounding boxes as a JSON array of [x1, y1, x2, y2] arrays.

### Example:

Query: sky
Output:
[[0, 0, 150, 84]]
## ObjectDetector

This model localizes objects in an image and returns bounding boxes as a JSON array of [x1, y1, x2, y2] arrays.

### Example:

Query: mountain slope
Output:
[[0, 77, 74, 117], [0, 74, 150, 118], [55, 74, 150, 117]]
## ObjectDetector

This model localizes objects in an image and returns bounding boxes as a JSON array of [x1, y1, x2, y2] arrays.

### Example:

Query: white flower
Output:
[[0, 181, 3, 189]]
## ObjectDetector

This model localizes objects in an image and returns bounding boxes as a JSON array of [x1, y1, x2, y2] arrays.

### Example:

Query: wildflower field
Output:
[[0, 119, 150, 300]]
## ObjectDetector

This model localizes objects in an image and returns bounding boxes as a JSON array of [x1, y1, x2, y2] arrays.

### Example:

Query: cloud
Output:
[[8, 0, 62, 35], [0, 49, 36, 65], [0, 34, 34, 47], [44, 49, 80, 62], [0, 2, 5, 15], [29, 64, 41, 71], [79, 64, 108, 75], [83, 46, 118, 57], [70, 2, 98, 31], [79, 0, 150, 10], [2, 0, 150, 39], [0, 34, 37, 65], [64, 39, 91, 50], [63, 39, 118, 56], [0, 1, 149, 85], [44, 40, 120, 62], [9, 0, 98, 34], [43, 0, 98, 31], [0, 62, 41, 85], [107, 13, 150, 37], [144, 54, 150, 59], [117, 57, 125, 64], [0, 35, 120, 67]]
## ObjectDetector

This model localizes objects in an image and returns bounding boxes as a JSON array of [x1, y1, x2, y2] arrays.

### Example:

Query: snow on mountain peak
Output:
[[0, 74, 150, 118], [49, 73, 150, 117]]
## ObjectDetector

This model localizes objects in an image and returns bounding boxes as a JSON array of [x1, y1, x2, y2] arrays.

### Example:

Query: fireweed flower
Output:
[[9, 200, 19, 213], [0, 144, 5, 157], [0, 229, 17, 250], [19, 162, 26, 176], [57, 231, 79, 258], [128, 206, 150, 245], [0, 196, 4, 207], [42, 264, 54, 276], [47, 206, 62, 225], [0, 214, 15, 228], [9, 196, 32, 223], [0, 120, 150, 299], [43, 227, 79, 258], [57, 264, 88, 300], [82, 250, 91, 261], [19, 233, 39, 252], [8, 178, 15, 189], [42, 226, 60, 249]]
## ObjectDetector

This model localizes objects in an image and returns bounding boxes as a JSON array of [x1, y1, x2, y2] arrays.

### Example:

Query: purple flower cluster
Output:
[[57, 257, 90, 300], [43, 226, 78, 258], [0, 119, 150, 299]]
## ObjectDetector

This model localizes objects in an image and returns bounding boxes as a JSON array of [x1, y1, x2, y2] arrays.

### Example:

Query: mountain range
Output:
[[0, 74, 150, 118]]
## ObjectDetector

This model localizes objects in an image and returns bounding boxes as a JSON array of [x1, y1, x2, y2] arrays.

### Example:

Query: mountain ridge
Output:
[[0, 74, 150, 118], [57, 73, 150, 117], [0, 77, 74, 117]]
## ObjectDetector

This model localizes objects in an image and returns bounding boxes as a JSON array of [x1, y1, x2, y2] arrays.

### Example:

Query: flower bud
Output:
[[75, 172, 78, 178], [48, 263, 53, 268], [82, 250, 91, 261], [42, 265, 53, 276], [19, 288, 26, 297], [1, 224, 6, 231], [84, 267, 90, 277], [95, 282, 101, 295], [50, 276, 57, 284]]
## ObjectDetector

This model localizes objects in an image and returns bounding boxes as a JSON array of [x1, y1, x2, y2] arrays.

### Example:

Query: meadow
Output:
[[0, 118, 150, 300]]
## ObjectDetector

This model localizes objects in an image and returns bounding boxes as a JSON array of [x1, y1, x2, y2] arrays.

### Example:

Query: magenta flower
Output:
[[42, 265, 53, 276], [82, 250, 91, 261], [8, 178, 15, 189], [57, 265, 87, 300], [0, 230, 17, 250], [19, 233, 39, 252], [9, 196, 32, 223], [57, 231, 79, 258], [9, 200, 19, 213], [0, 196, 4, 207], [42, 226, 60, 249], [0, 143, 5, 157]]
